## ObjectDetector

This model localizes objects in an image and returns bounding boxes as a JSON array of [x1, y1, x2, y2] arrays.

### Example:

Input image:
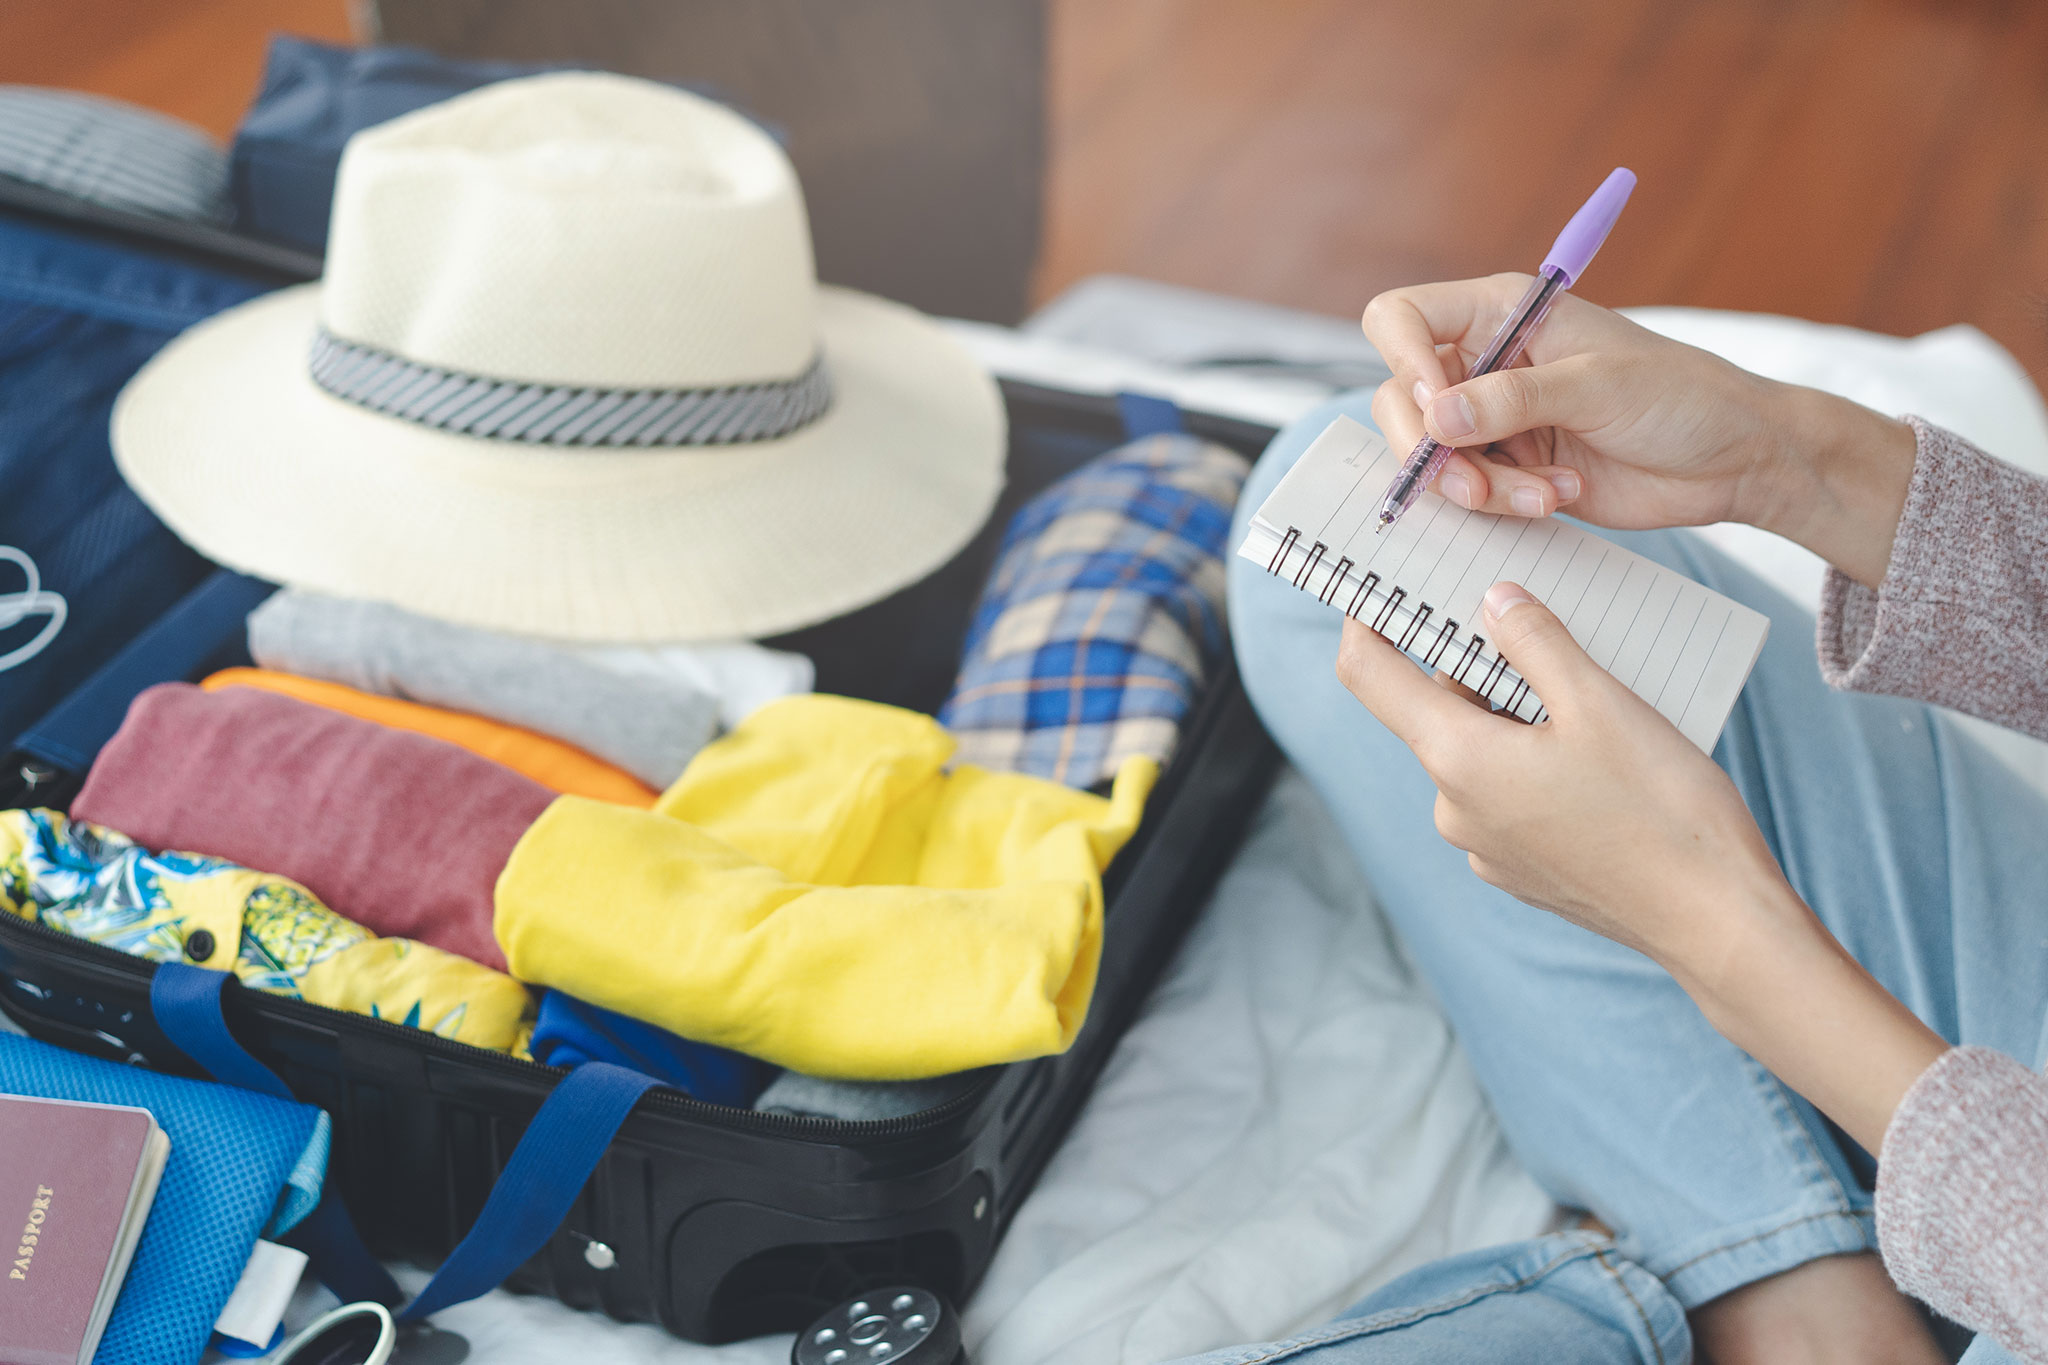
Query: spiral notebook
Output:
[[1240, 416, 1769, 751]]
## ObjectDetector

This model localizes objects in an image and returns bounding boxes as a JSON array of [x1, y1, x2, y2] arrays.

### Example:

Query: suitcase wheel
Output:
[[792, 1286, 964, 1365]]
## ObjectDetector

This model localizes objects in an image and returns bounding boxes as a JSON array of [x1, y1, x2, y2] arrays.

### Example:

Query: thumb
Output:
[[1424, 353, 1608, 449], [1481, 582, 1600, 711]]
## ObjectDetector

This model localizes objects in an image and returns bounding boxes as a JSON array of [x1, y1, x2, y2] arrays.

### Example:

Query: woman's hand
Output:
[[1362, 275, 1918, 587], [1336, 581, 1949, 1153], [1335, 579, 1782, 966]]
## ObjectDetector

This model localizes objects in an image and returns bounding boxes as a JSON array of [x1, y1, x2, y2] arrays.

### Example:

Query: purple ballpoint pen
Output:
[[1372, 167, 1637, 533]]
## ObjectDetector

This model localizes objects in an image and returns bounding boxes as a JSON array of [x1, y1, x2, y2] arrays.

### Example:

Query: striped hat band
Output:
[[307, 328, 833, 447]]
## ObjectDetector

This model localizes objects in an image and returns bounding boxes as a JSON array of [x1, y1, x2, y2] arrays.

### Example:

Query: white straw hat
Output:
[[111, 72, 1005, 641]]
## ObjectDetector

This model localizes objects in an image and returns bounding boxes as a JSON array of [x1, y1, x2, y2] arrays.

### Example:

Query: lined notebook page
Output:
[[1239, 416, 1769, 752]]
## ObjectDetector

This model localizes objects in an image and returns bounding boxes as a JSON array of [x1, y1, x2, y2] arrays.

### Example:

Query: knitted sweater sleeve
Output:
[[1811, 417, 2048, 1355], [1877, 1046, 2048, 1362], [1815, 417, 2048, 738]]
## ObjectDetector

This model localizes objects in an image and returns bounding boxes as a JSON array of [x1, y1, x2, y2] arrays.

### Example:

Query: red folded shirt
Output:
[[72, 682, 552, 972]]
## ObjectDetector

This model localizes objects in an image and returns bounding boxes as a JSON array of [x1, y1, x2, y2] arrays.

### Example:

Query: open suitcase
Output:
[[0, 180, 1283, 1342]]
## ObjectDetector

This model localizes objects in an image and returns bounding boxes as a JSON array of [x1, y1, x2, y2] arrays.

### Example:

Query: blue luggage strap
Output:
[[11, 569, 275, 772], [1114, 390, 1185, 440], [150, 963, 659, 1320]]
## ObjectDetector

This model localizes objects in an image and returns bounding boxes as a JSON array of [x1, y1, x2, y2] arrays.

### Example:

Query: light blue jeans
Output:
[[1172, 393, 2048, 1364]]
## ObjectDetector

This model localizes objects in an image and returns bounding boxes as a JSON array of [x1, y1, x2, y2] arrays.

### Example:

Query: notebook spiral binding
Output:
[[1265, 525, 1548, 724]]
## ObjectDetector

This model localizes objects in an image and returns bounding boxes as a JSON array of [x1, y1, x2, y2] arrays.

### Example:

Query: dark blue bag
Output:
[[229, 37, 756, 254], [0, 213, 273, 746], [230, 37, 569, 252]]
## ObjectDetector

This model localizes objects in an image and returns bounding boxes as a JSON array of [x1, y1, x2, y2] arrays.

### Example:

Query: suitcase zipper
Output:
[[0, 912, 993, 1139]]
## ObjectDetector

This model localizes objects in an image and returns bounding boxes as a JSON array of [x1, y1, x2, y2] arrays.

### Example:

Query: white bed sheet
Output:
[[255, 309, 2048, 1365]]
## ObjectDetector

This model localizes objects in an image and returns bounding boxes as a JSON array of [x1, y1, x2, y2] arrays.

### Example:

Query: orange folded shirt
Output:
[[202, 668, 657, 807]]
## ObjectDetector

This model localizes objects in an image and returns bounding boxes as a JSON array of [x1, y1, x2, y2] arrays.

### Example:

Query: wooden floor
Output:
[[0, 0, 352, 143], [1041, 0, 2048, 387], [7, 0, 2048, 386]]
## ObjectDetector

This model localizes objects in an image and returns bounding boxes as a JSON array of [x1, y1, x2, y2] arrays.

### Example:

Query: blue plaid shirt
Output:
[[941, 433, 1248, 788]]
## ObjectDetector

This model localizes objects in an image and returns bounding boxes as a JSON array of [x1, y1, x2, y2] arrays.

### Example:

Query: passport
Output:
[[0, 1096, 170, 1365]]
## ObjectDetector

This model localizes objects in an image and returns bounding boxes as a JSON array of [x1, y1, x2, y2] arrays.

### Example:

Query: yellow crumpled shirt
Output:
[[494, 694, 1156, 1079]]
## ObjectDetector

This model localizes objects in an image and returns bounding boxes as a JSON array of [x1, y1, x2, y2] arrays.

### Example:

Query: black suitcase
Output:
[[0, 185, 1283, 1343]]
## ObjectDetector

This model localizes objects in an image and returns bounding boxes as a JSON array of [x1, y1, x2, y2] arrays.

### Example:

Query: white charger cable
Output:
[[0, 545, 66, 673]]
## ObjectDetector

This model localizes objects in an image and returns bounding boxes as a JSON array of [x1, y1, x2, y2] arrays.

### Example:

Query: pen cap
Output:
[[1541, 167, 1636, 287]]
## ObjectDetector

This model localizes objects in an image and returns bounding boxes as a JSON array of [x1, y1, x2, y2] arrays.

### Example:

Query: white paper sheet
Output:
[[1241, 416, 1770, 751]]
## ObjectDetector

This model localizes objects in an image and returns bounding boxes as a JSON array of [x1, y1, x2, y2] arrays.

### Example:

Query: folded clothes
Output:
[[202, 667, 657, 806], [0, 86, 232, 224], [246, 590, 812, 786], [497, 694, 1155, 1079], [0, 808, 531, 1051], [754, 1070, 980, 1122], [573, 640, 816, 733], [940, 433, 1246, 788], [73, 683, 551, 972], [528, 992, 769, 1106], [245, 590, 714, 789]]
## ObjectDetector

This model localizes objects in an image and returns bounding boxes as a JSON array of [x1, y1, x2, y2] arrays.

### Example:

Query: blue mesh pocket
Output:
[[0, 1032, 324, 1365]]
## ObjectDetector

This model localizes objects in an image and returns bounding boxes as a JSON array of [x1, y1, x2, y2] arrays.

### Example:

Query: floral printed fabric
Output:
[[0, 808, 531, 1052]]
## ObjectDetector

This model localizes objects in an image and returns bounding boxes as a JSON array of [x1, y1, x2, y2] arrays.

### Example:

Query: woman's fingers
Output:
[[1361, 274, 1535, 380], [1422, 357, 1601, 517], [1334, 617, 1479, 762], [1361, 275, 1545, 408], [1424, 352, 1616, 451], [1372, 374, 1578, 518], [1479, 582, 1599, 712], [1432, 451, 1484, 511], [1432, 667, 1490, 710], [1428, 344, 1464, 392], [1368, 282, 1598, 522], [1374, 377, 1489, 511], [1371, 375, 1420, 449], [1361, 291, 1460, 397], [1453, 452, 1580, 518]]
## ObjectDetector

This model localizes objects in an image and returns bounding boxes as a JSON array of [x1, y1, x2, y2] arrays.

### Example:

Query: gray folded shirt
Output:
[[752, 1071, 980, 1122], [247, 591, 750, 788]]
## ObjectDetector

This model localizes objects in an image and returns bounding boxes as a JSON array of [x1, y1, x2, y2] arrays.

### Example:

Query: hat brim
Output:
[[111, 284, 1006, 641]]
